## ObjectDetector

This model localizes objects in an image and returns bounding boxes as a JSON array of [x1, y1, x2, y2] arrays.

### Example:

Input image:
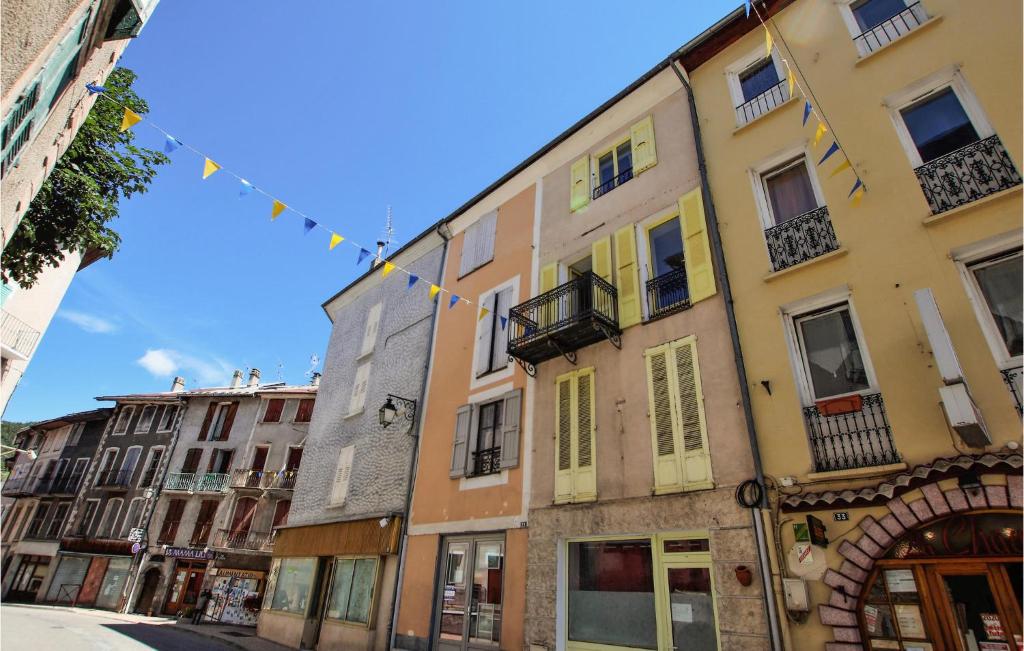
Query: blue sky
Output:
[[6, 1, 740, 421]]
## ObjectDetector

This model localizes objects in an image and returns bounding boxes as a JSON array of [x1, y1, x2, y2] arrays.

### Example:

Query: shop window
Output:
[[326, 557, 378, 625], [270, 557, 316, 615]]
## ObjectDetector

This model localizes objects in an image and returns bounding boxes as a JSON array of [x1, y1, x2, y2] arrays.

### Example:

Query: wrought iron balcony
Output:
[[592, 167, 633, 200], [196, 473, 230, 492], [164, 472, 196, 491], [645, 268, 690, 321], [764, 206, 839, 272], [230, 468, 266, 489], [266, 470, 298, 490], [51, 473, 84, 495], [0, 311, 41, 360], [852, 2, 927, 54], [471, 446, 502, 477], [804, 392, 900, 473], [507, 271, 621, 375], [96, 468, 133, 488], [914, 135, 1022, 215], [230, 468, 299, 490], [213, 528, 275, 552], [1002, 366, 1023, 416], [735, 78, 790, 126]]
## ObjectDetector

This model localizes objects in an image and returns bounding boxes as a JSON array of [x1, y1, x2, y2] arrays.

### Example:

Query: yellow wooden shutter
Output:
[[570, 155, 590, 212], [614, 226, 641, 328], [539, 262, 559, 328], [679, 187, 716, 304], [591, 236, 612, 283], [671, 336, 713, 490], [630, 115, 657, 174], [645, 344, 682, 493], [554, 373, 574, 504], [573, 368, 597, 502]]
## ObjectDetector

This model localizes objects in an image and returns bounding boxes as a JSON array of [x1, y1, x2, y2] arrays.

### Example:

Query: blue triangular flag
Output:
[[745, 0, 750, 17], [163, 135, 181, 154], [802, 101, 812, 126], [239, 179, 253, 197], [848, 177, 864, 197], [357, 248, 371, 265], [818, 141, 840, 166], [303, 218, 317, 234], [499, 315, 507, 330], [449, 294, 460, 309], [85, 83, 106, 95], [407, 274, 419, 289]]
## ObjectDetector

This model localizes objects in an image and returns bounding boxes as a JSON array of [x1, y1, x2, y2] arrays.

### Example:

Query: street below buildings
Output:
[[0, 604, 238, 650]]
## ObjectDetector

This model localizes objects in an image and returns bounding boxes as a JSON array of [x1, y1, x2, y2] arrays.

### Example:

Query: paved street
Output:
[[0, 605, 237, 651]]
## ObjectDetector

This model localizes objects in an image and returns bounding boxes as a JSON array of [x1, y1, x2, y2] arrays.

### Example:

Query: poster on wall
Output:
[[206, 571, 264, 627], [979, 613, 1005, 641], [894, 605, 926, 640], [883, 569, 917, 593], [977, 643, 1010, 651]]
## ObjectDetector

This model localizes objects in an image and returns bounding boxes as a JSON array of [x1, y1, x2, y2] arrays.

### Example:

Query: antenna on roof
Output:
[[304, 354, 320, 378], [275, 360, 284, 383]]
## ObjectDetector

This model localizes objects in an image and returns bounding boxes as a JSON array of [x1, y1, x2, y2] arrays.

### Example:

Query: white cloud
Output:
[[58, 309, 117, 334], [136, 348, 234, 385]]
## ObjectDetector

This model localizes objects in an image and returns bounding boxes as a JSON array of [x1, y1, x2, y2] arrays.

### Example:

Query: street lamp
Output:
[[379, 394, 416, 428]]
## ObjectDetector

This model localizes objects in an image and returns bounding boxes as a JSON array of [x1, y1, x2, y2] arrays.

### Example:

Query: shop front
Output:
[[205, 567, 265, 626], [44, 539, 136, 609], [5, 554, 51, 602], [436, 533, 506, 651]]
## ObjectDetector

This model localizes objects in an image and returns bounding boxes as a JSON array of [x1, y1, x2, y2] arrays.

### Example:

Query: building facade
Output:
[[259, 233, 445, 650], [681, 0, 1022, 649]]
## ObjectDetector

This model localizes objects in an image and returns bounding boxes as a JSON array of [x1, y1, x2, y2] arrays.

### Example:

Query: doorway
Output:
[[164, 560, 207, 615], [435, 535, 505, 651], [134, 568, 162, 615]]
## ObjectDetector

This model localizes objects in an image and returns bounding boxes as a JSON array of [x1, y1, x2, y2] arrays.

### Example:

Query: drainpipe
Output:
[[670, 61, 784, 651], [388, 224, 451, 650]]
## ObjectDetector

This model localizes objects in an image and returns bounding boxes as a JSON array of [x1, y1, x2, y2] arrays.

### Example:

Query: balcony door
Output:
[[435, 535, 504, 651], [229, 497, 257, 546]]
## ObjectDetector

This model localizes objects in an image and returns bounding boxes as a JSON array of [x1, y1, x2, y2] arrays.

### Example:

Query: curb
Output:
[[172, 625, 250, 651]]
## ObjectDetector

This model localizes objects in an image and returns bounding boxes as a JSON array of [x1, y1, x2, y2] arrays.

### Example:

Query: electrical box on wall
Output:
[[783, 577, 810, 612], [939, 382, 991, 447]]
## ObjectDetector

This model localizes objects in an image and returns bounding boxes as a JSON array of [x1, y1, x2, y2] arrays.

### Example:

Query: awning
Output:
[[273, 516, 402, 557]]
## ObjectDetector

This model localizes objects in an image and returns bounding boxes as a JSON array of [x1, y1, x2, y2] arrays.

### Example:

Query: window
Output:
[[326, 557, 378, 625], [567, 539, 657, 649], [263, 398, 285, 423], [26, 504, 51, 538], [593, 139, 634, 200], [270, 557, 316, 614], [459, 210, 497, 277], [762, 157, 820, 225], [157, 405, 178, 432], [95, 449, 118, 486], [273, 500, 291, 528], [158, 499, 185, 544], [190, 500, 218, 545], [181, 448, 203, 474], [70, 458, 88, 491], [793, 303, 872, 400], [113, 406, 135, 434], [119, 446, 142, 484], [329, 446, 355, 505], [900, 88, 979, 164], [450, 390, 522, 479], [119, 498, 144, 538], [285, 447, 303, 472], [348, 362, 371, 416], [739, 58, 781, 103], [644, 336, 713, 494], [471, 401, 503, 477], [727, 48, 789, 125], [77, 499, 100, 536], [360, 302, 383, 357], [475, 285, 513, 378], [199, 401, 238, 441], [207, 448, 233, 474], [229, 497, 257, 536], [67, 422, 85, 446], [554, 368, 596, 504], [135, 406, 157, 433], [841, 0, 929, 55], [294, 398, 315, 423], [138, 447, 164, 488], [643, 212, 691, 319], [95, 498, 123, 538], [969, 250, 1023, 361]]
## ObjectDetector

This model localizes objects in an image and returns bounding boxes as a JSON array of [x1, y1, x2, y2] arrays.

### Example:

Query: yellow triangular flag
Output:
[[787, 71, 795, 98], [813, 122, 828, 146], [382, 261, 395, 278], [119, 108, 142, 132], [329, 233, 344, 250], [850, 186, 866, 207], [202, 158, 220, 179], [478, 307, 490, 321], [828, 159, 852, 178], [765, 27, 773, 57], [429, 285, 441, 301], [271, 200, 286, 220]]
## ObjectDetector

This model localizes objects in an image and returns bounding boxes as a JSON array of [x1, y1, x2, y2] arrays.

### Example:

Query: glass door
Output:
[[928, 563, 1023, 651], [438, 541, 471, 651], [436, 537, 504, 651], [660, 563, 718, 651]]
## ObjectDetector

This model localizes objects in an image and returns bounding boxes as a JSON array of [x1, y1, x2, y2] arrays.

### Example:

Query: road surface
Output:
[[1, 604, 237, 650]]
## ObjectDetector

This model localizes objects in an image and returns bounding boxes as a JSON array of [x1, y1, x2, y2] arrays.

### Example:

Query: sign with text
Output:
[[127, 528, 145, 543], [807, 515, 829, 548], [164, 547, 214, 560]]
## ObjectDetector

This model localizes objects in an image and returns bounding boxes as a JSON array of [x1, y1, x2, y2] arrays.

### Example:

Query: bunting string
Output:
[[90, 89, 507, 326]]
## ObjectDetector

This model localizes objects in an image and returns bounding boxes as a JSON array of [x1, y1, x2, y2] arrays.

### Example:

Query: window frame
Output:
[[77, 498, 101, 536], [749, 147, 827, 230], [725, 45, 789, 127], [470, 276, 519, 388], [208, 402, 231, 440], [953, 234, 1024, 369], [118, 445, 144, 482], [135, 405, 157, 434], [269, 557, 318, 616], [458, 210, 499, 279], [263, 398, 286, 423], [294, 398, 315, 423], [469, 399, 504, 478], [591, 134, 633, 192], [95, 497, 124, 539], [45, 502, 71, 539], [66, 422, 85, 446], [112, 405, 135, 435], [347, 361, 372, 417], [324, 555, 381, 627], [157, 405, 179, 432], [95, 448, 118, 486], [137, 446, 166, 488], [836, 0, 930, 57], [119, 497, 145, 539]]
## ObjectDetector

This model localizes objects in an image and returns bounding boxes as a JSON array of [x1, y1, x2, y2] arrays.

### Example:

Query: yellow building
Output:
[[680, 0, 1022, 649]]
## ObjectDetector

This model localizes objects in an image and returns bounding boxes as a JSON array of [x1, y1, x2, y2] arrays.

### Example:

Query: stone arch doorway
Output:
[[134, 568, 162, 616]]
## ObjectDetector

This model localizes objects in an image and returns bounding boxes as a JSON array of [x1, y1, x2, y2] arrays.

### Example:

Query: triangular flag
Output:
[[499, 315, 508, 330], [850, 186, 866, 207], [239, 179, 253, 197], [478, 307, 490, 321], [802, 101, 812, 126], [745, 0, 750, 17], [848, 177, 864, 198], [449, 294, 460, 309], [329, 233, 343, 250], [817, 141, 840, 166], [407, 274, 419, 288], [304, 218, 316, 234], [787, 70, 795, 98], [357, 248, 371, 265], [429, 285, 441, 301], [382, 261, 395, 277], [813, 122, 828, 146], [119, 108, 142, 132], [828, 159, 852, 178], [163, 135, 181, 154], [271, 200, 286, 219], [85, 83, 106, 95], [202, 158, 220, 179], [765, 27, 773, 57]]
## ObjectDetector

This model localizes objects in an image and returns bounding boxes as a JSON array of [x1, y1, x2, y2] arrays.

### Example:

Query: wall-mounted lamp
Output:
[[379, 394, 417, 429]]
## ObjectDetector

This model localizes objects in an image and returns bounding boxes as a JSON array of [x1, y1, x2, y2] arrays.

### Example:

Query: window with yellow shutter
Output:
[[553, 368, 597, 504]]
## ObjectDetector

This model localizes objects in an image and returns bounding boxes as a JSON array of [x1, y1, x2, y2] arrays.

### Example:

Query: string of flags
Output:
[[746, 0, 866, 206], [86, 83, 501, 325]]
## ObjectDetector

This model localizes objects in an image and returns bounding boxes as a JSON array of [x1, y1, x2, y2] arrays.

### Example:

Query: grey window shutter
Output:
[[491, 288, 513, 371], [459, 223, 479, 277], [465, 406, 481, 473], [499, 389, 523, 469], [477, 210, 497, 267], [450, 404, 473, 478]]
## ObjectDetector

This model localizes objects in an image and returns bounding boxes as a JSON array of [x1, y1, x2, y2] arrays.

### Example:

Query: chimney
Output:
[[311, 372, 321, 387], [230, 369, 243, 388], [171, 376, 185, 392], [248, 368, 261, 387], [372, 240, 385, 269]]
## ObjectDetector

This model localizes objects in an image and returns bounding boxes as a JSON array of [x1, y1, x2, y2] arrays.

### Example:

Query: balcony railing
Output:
[[507, 272, 620, 374], [471, 446, 502, 477], [852, 2, 927, 54], [0, 311, 41, 360], [1002, 366, 1023, 416], [50, 473, 84, 495], [164, 472, 196, 491], [196, 473, 230, 492], [213, 528, 275, 552], [735, 78, 790, 126], [1, 477, 28, 496], [231, 468, 266, 489], [764, 206, 839, 272], [229, 468, 300, 490], [914, 135, 1022, 215], [592, 167, 633, 200], [645, 268, 690, 321], [96, 469, 133, 488], [804, 392, 900, 473]]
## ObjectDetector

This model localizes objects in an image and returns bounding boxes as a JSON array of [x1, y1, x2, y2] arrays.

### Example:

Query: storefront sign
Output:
[[806, 515, 828, 548], [127, 528, 145, 543], [894, 604, 926, 639], [883, 569, 917, 593], [980, 613, 1005, 641], [164, 547, 214, 560], [217, 568, 265, 580]]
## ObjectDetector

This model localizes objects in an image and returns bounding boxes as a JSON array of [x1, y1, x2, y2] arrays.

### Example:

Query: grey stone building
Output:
[[258, 231, 446, 651]]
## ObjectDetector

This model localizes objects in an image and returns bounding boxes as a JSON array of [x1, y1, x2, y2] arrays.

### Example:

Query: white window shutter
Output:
[[330, 446, 355, 505], [645, 345, 683, 493], [450, 405, 472, 478], [360, 303, 383, 357], [499, 389, 522, 469], [459, 222, 479, 277], [476, 211, 497, 268], [348, 362, 371, 415]]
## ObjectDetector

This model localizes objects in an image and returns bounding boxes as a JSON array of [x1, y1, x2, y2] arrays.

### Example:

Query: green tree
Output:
[[2, 67, 169, 288]]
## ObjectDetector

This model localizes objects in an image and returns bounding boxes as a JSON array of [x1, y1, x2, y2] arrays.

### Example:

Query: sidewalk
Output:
[[172, 620, 292, 651]]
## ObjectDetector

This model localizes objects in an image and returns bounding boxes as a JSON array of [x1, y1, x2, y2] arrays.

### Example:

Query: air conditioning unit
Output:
[[939, 382, 990, 447]]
